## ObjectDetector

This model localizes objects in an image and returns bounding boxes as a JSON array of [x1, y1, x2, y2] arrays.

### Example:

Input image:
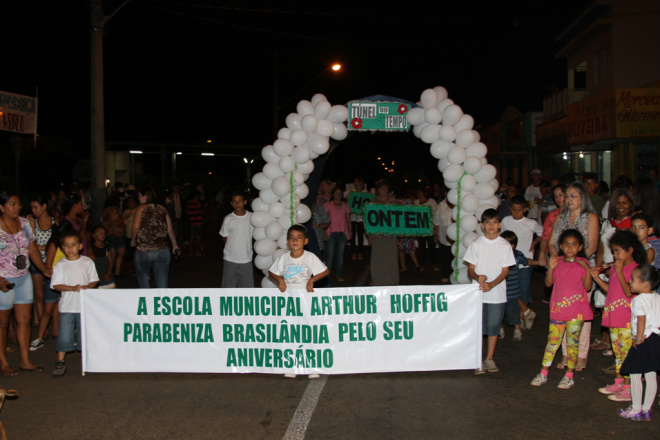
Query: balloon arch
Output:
[[250, 86, 499, 288]]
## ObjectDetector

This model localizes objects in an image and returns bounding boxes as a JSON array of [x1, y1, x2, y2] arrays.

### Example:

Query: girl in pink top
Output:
[[530, 229, 592, 389], [323, 188, 351, 282], [590, 230, 647, 401]]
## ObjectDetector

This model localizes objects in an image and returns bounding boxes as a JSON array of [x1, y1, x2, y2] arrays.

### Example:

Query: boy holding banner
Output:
[[463, 209, 515, 375]]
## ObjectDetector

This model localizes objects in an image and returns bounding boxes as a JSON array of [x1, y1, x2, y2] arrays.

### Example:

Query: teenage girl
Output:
[[616, 265, 660, 421], [530, 229, 593, 389], [90, 225, 115, 289], [590, 230, 648, 401]]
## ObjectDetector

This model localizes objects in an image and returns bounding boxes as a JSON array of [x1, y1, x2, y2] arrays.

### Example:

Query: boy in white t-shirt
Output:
[[464, 209, 516, 375], [269, 224, 329, 379], [219, 192, 254, 288], [501, 195, 543, 330], [50, 230, 99, 377]]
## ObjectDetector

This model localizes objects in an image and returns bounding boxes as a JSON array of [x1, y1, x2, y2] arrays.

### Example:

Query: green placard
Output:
[[363, 204, 433, 237], [348, 101, 410, 131], [347, 192, 375, 214]]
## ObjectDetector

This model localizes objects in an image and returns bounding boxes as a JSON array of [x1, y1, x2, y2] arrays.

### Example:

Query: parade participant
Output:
[[90, 225, 115, 289], [268, 224, 329, 379], [26, 194, 54, 327], [50, 230, 99, 377], [631, 212, 655, 265], [131, 185, 180, 288], [219, 191, 254, 288], [530, 229, 592, 389], [366, 181, 399, 286], [101, 196, 126, 278], [324, 187, 351, 283], [464, 209, 515, 374], [61, 193, 90, 256], [524, 169, 543, 223], [348, 177, 368, 261], [0, 191, 52, 375], [617, 265, 660, 421]]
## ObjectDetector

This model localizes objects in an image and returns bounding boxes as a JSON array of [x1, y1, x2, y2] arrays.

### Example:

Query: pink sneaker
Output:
[[608, 387, 632, 402], [598, 382, 622, 395]]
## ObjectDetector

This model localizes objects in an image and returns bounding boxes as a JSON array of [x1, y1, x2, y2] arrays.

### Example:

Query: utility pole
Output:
[[90, 0, 106, 223]]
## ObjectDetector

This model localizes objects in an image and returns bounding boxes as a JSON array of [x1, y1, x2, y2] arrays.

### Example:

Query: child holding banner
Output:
[[268, 224, 329, 379], [464, 209, 515, 375], [50, 230, 99, 377]]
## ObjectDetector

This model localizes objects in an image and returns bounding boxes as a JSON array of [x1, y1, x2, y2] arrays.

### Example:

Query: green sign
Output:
[[347, 192, 375, 214], [363, 204, 433, 237], [348, 101, 410, 131]]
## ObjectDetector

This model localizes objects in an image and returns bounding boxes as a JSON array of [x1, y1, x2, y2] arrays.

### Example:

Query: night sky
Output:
[[2, 1, 590, 189]]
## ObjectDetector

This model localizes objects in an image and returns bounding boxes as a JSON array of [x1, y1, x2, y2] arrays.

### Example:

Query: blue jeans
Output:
[[326, 232, 347, 278], [56, 312, 81, 352], [134, 248, 171, 288], [519, 266, 533, 304]]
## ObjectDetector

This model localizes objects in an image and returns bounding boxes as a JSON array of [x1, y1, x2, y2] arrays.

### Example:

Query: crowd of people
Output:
[[1, 168, 660, 418]]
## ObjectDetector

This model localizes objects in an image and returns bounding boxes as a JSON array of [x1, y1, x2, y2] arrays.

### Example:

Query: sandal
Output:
[[590, 339, 610, 350], [18, 365, 44, 373], [575, 358, 587, 371], [603, 349, 613, 356], [557, 356, 568, 369], [1, 366, 18, 377]]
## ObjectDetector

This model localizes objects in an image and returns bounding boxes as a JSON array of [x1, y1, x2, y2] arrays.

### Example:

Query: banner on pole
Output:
[[81, 284, 482, 375], [0, 90, 38, 134], [363, 204, 433, 237]]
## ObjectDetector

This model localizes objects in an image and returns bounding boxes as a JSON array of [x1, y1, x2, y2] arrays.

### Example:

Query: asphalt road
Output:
[[2, 234, 659, 439]]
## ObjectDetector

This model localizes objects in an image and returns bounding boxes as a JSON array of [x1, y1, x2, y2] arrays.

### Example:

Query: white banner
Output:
[[0, 90, 38, 134], [81, 284, 482, 375]]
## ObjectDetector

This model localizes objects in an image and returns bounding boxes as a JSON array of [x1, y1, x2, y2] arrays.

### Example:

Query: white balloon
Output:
[[297, 160, 314, 174], [251, 197, 269, 212], [430, 141, 454, 160], [313, 101, 332, 119], [261, 276, 278, 288], [433, 86, 448, 102], [474, 182, 496, 200], [421, 124, 441, 143], [474, 164, 497, 183], [331, 123, 348, 141], [424, 107, 442, 125], [451, 206, 471, 221], [446, 223, 458, 241], [454, 114, 474, 132], [473, 130, 481, 142], [278, 214, 294, 229], [453, 267, 470, 285], [291, 145, 310, 164], [328, 105, 349, 123], [438, 125, 457, 142], [280, 194, 300, 209], [301, 114, 318, 133], [437, 98, 454, 112], [437, 158, 451, 173], [406, 107, 426, 125], [307, 133, 330, 154], [443, 164, 465, 182], [295, 183, 309, 199], [254, 254, 274, 270], [273, 248, 287, 261], [420, 88, 439, 108], [273, 138, 294, 157], [261, 145, 280, 163], [263, 162, 284, 180], [291, 170, 304, 187], [253, 227, 267, 241], [265, 221, 284, 241], [295, 204, 312, 223], [252, 173, 272, 191], [487, 178, 500, 190], [445, 180, 459, 189], [447, 146, 467, 165], [285, 113, 302, 130], [250, 210, 275, 228], [412, 122, 428, 138], [460, 174, 477, 192], [447, 188, 459, 205], [452, 241, 468, 259], [463, 156, 483, 175], [455, 129, 477, 147], [279, 156, 295, 173], [277, 128, 291, 140], [289, 130, 307, 147], [259, 188, 279, 204], [442, 104, 464, 126], [311, 93, 328, 106], [466, 142, 487, 158], [485, 195, 501, 207], [277, 234, 289, 250], [271, 176, 291, 197], [461, 231, 478, 248], [316, 119, 334, 137], [296, 100, 314, 116], [460, 194, 479, 213], [480, 157, 488, 166], [460, 214, 478, 232], [268, 202, 285, 218]]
